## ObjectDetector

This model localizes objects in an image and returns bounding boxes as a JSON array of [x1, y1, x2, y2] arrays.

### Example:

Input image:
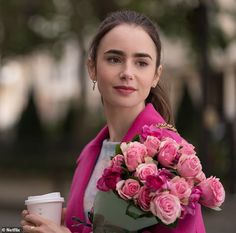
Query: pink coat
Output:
[[65, 104, 206, 233]]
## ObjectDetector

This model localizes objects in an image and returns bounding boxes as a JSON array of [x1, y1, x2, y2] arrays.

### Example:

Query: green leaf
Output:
[[115, 144, 123, 155], [132, 135, 140, 142]]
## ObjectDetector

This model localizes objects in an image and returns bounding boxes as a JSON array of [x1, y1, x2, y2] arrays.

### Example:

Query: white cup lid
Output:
[[25, 192, 64, 205]]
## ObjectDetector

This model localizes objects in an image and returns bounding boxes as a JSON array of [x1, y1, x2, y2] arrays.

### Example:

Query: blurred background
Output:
[[0, 0, 235, 232]]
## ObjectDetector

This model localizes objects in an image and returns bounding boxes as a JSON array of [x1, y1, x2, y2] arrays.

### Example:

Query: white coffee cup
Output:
[[25, 192, 64, 225]]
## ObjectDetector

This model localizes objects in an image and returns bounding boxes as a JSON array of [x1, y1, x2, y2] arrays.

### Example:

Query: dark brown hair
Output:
[[89, 10, 173, 124]]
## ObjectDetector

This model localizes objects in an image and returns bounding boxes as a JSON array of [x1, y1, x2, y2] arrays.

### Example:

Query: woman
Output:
[[21, 10, 206, 233]]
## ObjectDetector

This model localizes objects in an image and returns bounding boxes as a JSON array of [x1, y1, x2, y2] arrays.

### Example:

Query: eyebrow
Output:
[[104, 49, 152, 60]]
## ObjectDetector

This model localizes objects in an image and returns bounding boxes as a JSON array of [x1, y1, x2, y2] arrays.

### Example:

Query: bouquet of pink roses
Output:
[[94, 123, 225, 231]]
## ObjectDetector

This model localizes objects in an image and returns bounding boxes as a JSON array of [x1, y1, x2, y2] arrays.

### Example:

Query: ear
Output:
[[152, 65, 162, 88], [87, 58, 96, 81]]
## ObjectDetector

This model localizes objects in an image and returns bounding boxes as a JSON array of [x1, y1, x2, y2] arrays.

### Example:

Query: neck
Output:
[[103, 103, 145, 142]]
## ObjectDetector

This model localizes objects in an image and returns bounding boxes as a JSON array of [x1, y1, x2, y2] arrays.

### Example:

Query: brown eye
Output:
[[107, 57, 121, 64], [136, 60, 148, 67]]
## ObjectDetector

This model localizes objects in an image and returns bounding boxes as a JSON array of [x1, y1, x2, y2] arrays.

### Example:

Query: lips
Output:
[[113, 85, 137, 95], [114, 85, 136, 91]]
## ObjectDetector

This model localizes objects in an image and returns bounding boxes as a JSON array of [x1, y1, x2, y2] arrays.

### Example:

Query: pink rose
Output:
[[158, 168, 174, 181], [198, 176, 225, 209], [146, 169, 173, 192], [136, 186, 152, 211], [97, 167, 122, 191], [177, 154, 202, 178], [135, 163, 158, 183], [179, 140, 196, 156], [116, 179, 141, 200], [145, 175, 165, 192], [158, 138, 179, 168], [122, 142, 147, 171], [144, 136, 160, 157], [141, 124, 164, 141], [195, 171, 206, 184], [181, 186, 202, 218], [169, 176, 191, 204], [111, 154, 124, 167], [150, 192, 181, 225]]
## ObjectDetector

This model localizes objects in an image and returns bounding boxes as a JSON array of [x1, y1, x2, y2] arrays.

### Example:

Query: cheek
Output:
[[138, 79, 152, 96], [96, 61, 116, 83], [97, 76, 111, 92], [95, 68, 109, 88], [138, 69, 157, 88]]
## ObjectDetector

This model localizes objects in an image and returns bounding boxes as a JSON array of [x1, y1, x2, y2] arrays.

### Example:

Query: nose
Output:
[[119, 61, 134, 80]]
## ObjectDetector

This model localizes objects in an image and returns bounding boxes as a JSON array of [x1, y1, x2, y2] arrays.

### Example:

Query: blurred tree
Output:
[[17, 92, 44, 142], [175, 84, 201, 146], [0, 0, 57, 58]]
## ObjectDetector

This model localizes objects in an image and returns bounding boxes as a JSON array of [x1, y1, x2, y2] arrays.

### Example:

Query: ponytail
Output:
[[146, 84, 174, 125]]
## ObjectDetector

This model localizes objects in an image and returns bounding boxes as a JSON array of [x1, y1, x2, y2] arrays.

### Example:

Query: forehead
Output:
[[97, 24, 157, 58]]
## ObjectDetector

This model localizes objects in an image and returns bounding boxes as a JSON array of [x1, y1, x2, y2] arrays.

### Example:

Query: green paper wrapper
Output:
[[93, 191, 158, 233]]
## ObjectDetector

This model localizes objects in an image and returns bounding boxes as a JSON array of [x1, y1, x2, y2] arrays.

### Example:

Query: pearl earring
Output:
[[92, 80, 97, 90]]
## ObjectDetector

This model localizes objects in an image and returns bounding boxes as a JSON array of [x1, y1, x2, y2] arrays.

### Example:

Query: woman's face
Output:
[[88, 24, 161, 110]]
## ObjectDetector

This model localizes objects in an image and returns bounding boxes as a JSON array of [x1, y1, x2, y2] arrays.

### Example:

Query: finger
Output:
[[21, 219, 35, 227], [22, 225, 38, 233], [25, 213, 44, 227], [21, 219, 28, 226], [22, 210, 29, 218]]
